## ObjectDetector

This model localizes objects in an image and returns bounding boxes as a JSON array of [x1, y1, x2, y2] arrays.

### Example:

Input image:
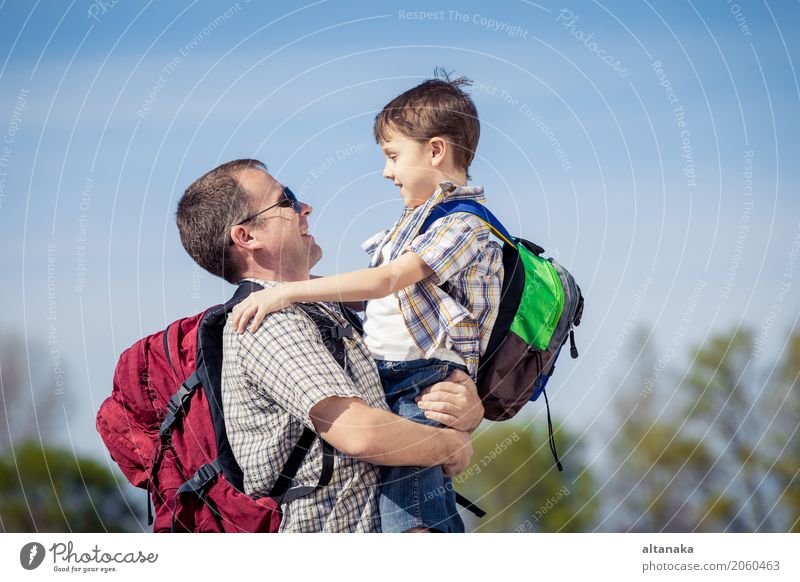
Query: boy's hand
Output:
[[416, 369, 484, 432], [231, 287, 292, 333]]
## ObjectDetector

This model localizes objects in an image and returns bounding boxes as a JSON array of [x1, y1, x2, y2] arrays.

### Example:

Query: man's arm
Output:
[[232, 307, 475, 475], [309, 397, 472, 477]]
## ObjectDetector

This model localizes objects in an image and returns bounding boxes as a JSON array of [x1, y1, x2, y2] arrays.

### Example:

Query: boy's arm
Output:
[[232, 253, 433, 333], [309, 396, 472, 476], [297, 253, 433, 302], [310, 273, 365, 312]]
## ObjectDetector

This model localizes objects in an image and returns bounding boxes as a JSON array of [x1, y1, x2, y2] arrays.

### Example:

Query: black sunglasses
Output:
[[236, 186, 302, 225]]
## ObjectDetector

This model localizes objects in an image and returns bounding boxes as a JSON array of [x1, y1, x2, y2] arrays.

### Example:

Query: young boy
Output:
[[231, 74, 504, 532]]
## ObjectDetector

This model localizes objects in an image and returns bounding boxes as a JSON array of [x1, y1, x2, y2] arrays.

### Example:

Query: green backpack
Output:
[[420, 200, 585, 469]]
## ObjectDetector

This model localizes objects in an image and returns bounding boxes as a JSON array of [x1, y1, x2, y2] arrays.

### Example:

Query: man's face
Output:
[[380, 134, 438, 208], [235, 168, 322, 274]]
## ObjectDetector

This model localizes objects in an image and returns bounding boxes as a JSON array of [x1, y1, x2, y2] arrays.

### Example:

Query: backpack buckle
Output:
[[194, 462, 219, 486], [329, 324, 353, 339], [178, 460, 221, 495]]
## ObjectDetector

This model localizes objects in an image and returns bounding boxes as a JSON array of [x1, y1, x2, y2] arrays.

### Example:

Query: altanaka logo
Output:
[[642, 543, 694, 554], [20, 542, 46, 570]]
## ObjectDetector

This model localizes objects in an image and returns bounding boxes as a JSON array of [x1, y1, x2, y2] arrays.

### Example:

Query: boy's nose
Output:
[[382, 162, 393, 180]]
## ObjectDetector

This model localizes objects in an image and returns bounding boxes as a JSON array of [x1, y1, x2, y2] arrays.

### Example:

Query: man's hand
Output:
[[441, 428, 473, 476], [416, 369, 484, 432]]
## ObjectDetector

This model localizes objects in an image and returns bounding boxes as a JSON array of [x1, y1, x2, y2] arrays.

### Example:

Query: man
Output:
[[176, 159, 483, 532]]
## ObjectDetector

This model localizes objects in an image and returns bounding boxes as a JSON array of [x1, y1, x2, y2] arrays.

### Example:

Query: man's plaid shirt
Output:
[[222, 279, 388, 532], [361, 182, 504, 378]]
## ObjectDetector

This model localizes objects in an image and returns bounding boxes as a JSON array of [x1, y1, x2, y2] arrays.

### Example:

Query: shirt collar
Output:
[[237, 277, 281, 289], [398, 181, 486, 222], [433, 181, 486, 204]]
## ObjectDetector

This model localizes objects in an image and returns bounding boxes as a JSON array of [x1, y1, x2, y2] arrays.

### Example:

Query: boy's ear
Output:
[[429, 137, 447, 167]]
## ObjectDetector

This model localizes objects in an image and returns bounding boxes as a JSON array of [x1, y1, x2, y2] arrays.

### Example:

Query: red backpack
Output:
[[96, 282, 352, 532]]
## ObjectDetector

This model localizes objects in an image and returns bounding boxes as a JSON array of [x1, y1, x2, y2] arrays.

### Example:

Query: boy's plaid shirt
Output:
[[361, 182, 504, 377]]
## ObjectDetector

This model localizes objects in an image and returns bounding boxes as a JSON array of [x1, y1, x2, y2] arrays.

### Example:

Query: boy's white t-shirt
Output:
[[362, 239, 466, 367]]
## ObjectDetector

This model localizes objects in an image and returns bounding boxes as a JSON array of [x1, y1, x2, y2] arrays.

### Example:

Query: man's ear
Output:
[[229, 224, 261, 250], [429, 137, 447, 167]]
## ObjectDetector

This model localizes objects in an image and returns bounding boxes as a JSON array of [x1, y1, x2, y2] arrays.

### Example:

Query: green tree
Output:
[[0, 331, 139, 532], [599, 326, 799, 532], [0, 441, 139, 532], [769, 332, 800, 531], [683, 328, 799, 531], [456, 421, 597, 532]]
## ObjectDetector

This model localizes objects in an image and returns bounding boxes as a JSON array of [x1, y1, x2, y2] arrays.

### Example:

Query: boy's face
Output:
[[380, 134, 438, 208]]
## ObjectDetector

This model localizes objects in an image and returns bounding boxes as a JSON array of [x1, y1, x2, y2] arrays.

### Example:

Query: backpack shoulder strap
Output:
[[218, 285, 345, 503], [419, 199, 517, 247], [266, 303, 350, 504], [171, 282, 342, 525], [227, 280, 265, 307]]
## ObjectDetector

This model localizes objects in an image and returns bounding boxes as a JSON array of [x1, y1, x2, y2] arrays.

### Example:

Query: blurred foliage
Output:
[[0, 331, 139, 532], [0, 332, 61, 449], [599, 327, 799, 532], [457, 422, 597, 532], [0, 441, 139, 532]]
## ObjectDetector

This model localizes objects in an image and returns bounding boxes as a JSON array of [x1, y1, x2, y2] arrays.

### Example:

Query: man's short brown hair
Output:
[[373, 70, 480, 172], [176, 159, 265, 283]]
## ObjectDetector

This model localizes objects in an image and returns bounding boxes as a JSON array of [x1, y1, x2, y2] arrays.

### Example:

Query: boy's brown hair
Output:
[[373, 69, 480, 172]]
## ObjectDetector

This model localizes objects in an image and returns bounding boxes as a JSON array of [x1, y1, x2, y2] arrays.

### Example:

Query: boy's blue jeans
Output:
[[376, 358, 467, 533]]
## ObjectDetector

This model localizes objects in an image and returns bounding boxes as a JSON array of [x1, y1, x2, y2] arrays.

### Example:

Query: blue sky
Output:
[[0, 0, 798, 472]]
